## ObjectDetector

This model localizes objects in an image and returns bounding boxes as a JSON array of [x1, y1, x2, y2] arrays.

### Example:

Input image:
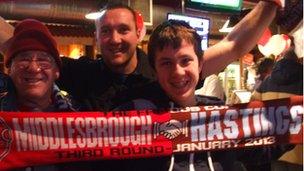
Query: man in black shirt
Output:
[[56, 4, 156, 111], [58, 47, 153, 111]]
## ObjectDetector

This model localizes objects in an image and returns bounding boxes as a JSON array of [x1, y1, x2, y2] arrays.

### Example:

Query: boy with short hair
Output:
[[118, 19, 291, 171], [118, 20, 233, 171]]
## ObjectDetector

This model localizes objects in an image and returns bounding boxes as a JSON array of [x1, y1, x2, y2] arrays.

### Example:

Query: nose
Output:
[[110, 30, 122, 44], [27, 60, 41, 72], [172, 64, 185, 77]]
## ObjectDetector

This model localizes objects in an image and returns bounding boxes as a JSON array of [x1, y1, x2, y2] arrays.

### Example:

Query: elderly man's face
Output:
[[9, 50, 59, 101]]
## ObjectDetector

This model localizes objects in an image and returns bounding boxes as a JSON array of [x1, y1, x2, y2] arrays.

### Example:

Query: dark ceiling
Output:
[[154, 0, 258, 8], [0, 0, 259, 38]]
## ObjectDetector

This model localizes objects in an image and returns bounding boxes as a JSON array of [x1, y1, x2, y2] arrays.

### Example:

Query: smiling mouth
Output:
[[24, 78, 42, 85], [109, 45, 127, 55], [171, 80, 190, 89]]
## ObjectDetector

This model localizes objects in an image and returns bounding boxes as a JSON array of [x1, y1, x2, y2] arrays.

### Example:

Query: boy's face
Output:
[[154, 40, 202, 107]]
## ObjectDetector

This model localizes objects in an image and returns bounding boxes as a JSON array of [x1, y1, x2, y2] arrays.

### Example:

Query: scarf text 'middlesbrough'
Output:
[[0, 96, 302, 170]]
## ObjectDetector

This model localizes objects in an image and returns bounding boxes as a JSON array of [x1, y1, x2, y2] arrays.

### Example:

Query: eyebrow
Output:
[[157, 57, 172, 61], [100, 23, 132, 29], [158, 54, 192, 61]]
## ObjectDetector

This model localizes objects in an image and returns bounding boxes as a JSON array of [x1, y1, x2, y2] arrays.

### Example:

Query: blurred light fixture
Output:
[[219, 15, 239, 33], [85, 10, 105, 20], [219, 19, 234, 33], [85, 0, 108, 20], [219, 8, 251, 33]]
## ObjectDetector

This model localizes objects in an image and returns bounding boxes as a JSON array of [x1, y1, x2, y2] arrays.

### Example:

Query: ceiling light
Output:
[[219, 9, 251, 33], [219, 19, 234, 33], [85, 10, 105, 20]]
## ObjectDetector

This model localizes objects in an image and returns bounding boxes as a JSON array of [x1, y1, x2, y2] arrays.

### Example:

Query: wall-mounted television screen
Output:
[[185, 0, 243, 13], [167, 13, 210, 50]]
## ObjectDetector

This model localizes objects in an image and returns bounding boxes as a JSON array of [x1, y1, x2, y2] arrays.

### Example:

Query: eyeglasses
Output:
[[12, 52, 55, 70]]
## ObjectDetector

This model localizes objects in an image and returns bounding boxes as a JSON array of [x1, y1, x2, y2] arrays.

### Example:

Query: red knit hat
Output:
[[4, 19, 61, 68]]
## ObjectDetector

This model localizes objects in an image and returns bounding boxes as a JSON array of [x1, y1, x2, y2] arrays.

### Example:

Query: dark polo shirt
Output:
[[57, 48, 155, 111]]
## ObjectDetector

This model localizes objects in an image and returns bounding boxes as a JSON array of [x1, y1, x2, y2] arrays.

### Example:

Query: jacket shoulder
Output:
[[0, 73, 18, 111], [196, 95, 225, 106], [0, 73, 14, 93]]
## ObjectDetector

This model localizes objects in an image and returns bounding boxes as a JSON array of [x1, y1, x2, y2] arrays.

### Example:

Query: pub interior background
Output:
[[0, 0, 302, 104]]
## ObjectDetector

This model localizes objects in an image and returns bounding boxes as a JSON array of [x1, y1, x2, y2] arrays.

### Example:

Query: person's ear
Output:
[[55, 71, 60, 79], [54, 66, 60, 79], [136, 28, 141, 39], [198, 59, 203, 73]]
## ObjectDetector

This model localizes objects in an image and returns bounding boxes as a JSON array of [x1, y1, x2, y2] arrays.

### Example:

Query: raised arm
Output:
[[201, 1, 279, 78], [0, 16, 14, 53]]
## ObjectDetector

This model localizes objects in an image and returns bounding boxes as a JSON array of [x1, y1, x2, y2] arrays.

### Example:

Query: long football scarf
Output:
[[0, 96, 302, 170]]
